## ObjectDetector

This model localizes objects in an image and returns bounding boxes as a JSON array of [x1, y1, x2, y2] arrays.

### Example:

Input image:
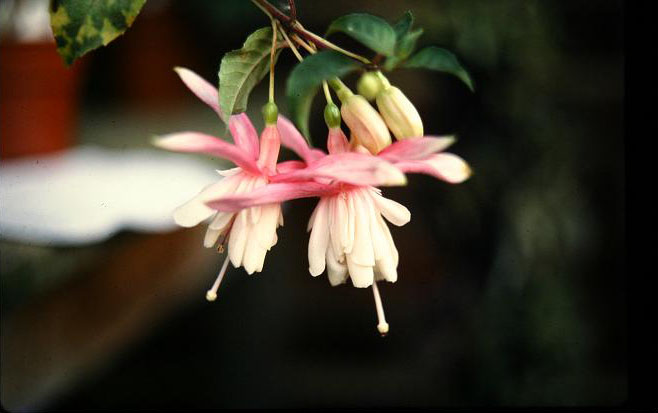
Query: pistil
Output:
[[371, 281, 389, 336], [206, 255, 231, 302]]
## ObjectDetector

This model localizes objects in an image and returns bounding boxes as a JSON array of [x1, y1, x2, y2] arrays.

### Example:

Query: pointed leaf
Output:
[[393, 11, 414, 39], [218, 27, 280, 117], [50, 0, 146, 66], [384, 27, 424, 70], [403, 46, 475, 92], [396, 28, 423, 60], [326, 13, 396, 56], [286, 51, 360, 139]]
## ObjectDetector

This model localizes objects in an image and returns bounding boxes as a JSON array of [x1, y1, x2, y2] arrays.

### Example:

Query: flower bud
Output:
[[375, 84, 424, 140], [262, 101, 278, 125], [340, 93, 391, 154], [324, 103, 341, 129], [357, 72, 383, 101]]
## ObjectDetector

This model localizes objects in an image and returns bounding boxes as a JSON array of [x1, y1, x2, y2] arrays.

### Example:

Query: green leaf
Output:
[[218, 27, 280, 117], [384, 27, 424, 71], [326, 13, 396, 56], [286, 51, 361, 139], [396, 28, 423, 60], [393, 11, 414, 39], [383, 11, 423, 71], [50, 0, 146, 66], [403, 46, 475, 92]]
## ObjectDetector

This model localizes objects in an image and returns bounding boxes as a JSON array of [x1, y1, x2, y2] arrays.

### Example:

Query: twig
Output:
[[252, 0, 371, 65], [288, 0, 296, 22]]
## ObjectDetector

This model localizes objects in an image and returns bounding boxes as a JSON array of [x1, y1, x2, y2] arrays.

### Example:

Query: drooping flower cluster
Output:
[[154, 68, 471, 335]]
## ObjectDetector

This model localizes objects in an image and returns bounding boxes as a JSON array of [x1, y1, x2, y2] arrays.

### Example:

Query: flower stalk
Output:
[[269, 19, 277, 103]]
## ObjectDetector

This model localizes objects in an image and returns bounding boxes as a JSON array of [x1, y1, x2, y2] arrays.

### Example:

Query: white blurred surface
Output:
[[0, 145, 219, 246], [0, 0, 53, 42]]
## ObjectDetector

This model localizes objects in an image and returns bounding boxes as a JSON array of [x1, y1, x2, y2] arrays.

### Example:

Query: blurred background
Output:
[[0, 0, 626, 409]]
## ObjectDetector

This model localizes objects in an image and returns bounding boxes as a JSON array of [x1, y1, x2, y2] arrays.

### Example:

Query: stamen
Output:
[[215, 218, 235, 254], [206, 255, 231, 302], [371, 281, 389, 336]]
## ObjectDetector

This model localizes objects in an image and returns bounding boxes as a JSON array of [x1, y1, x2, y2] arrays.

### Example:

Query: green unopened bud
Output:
[[375, 85, 424, 140], [357, 72, 383, 101], [324, 103, 341, 129], [340, 94, 391, 154], [262, 102, 278, 125]]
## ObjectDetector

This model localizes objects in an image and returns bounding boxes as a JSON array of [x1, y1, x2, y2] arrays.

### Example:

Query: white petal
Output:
[[345, 192, 356, 254], [249, 206, 261, 225], [363, 192, 388, 262], [256, 204, 279, 249], [336, 195, 350, 253], [376, 254, 398, 283], [364, 192, 398, 283], [209, 212, 234, 231], [328, 197, 343, 261], [370, 189, 411, 227], [346, 255, 374, 288], [203, 225, 222, 248], [228, 209, 249, 268], [308, 200, 330, 277], [348, 191, 375, 267], [247, 178, 267, 225], [376, 212, 399, 268], [307, 202, 319, 232], [243, 204, 279, 274], [426, 153, 472, 183], [326, 243, 349, 286], [242, 230, 268, 275], [173, 175, 241, 227]]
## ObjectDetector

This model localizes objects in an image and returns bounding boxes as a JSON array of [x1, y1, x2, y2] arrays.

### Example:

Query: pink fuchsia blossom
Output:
[[208, 123, 471, 334], [377, 136, 472, 183], [305, 128, 410, 289], [206, 126, 406, 335], [208, 124, 472, 286], [154, 68, 285, 278], [153, 68, 406, 300], [204, 126, 412, 290]]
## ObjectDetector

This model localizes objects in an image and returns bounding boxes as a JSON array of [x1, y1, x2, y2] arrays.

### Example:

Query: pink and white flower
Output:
[[208, 119, 471, 334], [209, 123, 472, 283], [153, 68, 406, 300]]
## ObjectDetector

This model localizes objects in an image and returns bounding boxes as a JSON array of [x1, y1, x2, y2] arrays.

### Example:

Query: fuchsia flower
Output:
[[208, 115, 472, 334], [153, 68, 405, 300], [153, 68, 471, 334]]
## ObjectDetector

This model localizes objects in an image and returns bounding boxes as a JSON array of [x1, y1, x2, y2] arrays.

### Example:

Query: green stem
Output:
[[328, 77, 352, 102], [322, 81, 334, 104], [269, 19, 277, 103]]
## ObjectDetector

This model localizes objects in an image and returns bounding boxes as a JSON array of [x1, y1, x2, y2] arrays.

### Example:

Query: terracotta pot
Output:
[[0, 41, 85, 159]]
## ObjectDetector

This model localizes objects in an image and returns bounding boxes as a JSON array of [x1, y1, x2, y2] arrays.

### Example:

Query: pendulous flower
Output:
[[206, 121, 406, 335], [154, 68, 406, 301], [200, 117, 471, 334]]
